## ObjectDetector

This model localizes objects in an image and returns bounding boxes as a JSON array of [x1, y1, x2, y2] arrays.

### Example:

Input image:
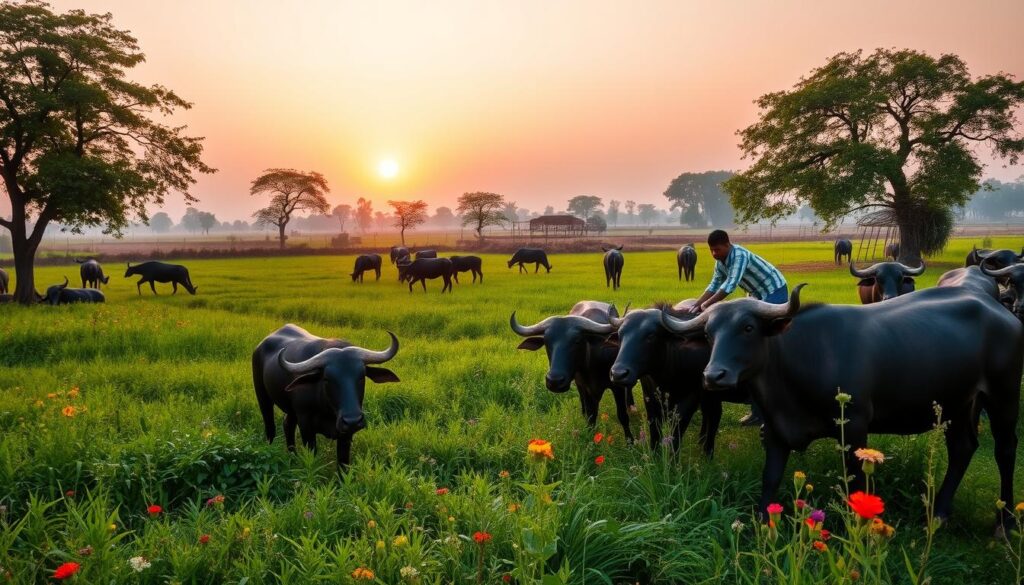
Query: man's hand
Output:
[[687, 303, 703, 315]]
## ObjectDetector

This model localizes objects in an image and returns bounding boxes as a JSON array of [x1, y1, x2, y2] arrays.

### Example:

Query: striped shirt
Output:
[[706, 244, 787, 300]]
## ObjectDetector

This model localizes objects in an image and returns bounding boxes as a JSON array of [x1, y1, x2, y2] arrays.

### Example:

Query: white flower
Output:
[[400, 565, 420, 580], [731, 519, 745, 532], [128, 556, 151, 572]]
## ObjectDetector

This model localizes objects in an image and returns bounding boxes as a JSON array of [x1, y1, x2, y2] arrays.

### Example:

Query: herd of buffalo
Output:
[[4, 239, 1024, 532]]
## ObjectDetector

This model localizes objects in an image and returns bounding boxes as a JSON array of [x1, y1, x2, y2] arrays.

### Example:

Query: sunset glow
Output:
[[378, 159, 399, 180]]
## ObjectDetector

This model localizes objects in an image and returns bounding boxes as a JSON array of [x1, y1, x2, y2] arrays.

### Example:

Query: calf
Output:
[[834, 239, 852, 265], [602, 245, 624, 290], [351, 254, 382, 282], [849, 260, 923, 303], [677, 245, 697, 281], [449, 255, 483, 284], [508, 248, 552, 273], [42, 277, 105, 305], [76, 259, 110, 289], [125, 261, 198, 295], [399, 258, 454, 293], [253, 324, 399, 466]]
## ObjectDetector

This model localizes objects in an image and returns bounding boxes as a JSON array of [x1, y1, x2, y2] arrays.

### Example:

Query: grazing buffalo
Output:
[[415, 249, 437, 260], [351, 254, 382, 282], [42, 277, 105, 305], [834, 239, 852, 265], [0, 267, 7, 295], [125, 261, 198, 295], [967, 247, 1022, 269], [449, 255, 483, 284], [609, 302, 742, 454], [602, 245, 624, 290], [677, 245, 697, 281], [390, 246, 411, 264], [399, 258, 453, 293], [849, 260, 924, 303], [76, 259, 110, 289], [981, 261, 1024, 320], [508, 248, 552, 273], [511, 302, 639, 441], [253, 324, 399, 466], [660, 284, 1023, 532], [884, 242, 900, 260]]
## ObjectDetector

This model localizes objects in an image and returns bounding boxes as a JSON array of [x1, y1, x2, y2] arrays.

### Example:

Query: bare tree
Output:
[[250, 169, 330, 249], [388, 200, 429, 245], [332, 204, 352, 232]]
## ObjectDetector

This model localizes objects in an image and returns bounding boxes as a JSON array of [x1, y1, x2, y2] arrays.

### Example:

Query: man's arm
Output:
[[687, 289, 715, 313], [700, 289, 729, 311]]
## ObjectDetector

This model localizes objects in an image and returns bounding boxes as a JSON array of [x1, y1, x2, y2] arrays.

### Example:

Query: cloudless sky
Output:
[[28, 0, 1024, 222]]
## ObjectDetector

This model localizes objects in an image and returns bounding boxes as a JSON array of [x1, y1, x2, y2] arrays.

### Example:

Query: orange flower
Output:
[[61, 406, 77, 418], [473, 531, 492, 544], [147, 504, 162, 517], [854, 448, 885, 464], [847, 491, 884, 519], [435, 487, 449, 496], [499, 470, 510, 479], [67, 387, 80, 399], [351, 567, 375, 580], [595, 455, 605, 466], [53, 562, 80, 580], [527, 439, 554, 461], [593, 432, 604, 444], [812, 541, 828, 552]]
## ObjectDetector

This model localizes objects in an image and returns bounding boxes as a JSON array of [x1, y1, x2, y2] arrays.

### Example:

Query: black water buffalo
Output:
[[42, 277, 105, 305], [609, 302, 741, 454], [602, 245, 624, 290], [0, 267, 7, 295], [660, 284, 1023, 532], [936, 265, 1000, 300], [884, 242, 900, 260], [76, 259, 110, 289], [390, 246, 410, 264], [981, 261, 1024, 320], [415, 249, 437, 260], [849, 260, 924, 304], [351, 254, 382, 282], [449, 255, 483, 284], [399, 258, 453, 293], [511, 302, 639, 441], [966, 247, 1022, 269], [833, 239, 852, 265], [125, 261, 197, 295], [677, 245, 697, 281], [508, 248, 552, 273], [253, 324, 399, 466]]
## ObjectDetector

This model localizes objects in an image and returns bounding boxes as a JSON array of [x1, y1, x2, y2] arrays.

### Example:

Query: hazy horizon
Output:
[[5, 0, 1024, 225]]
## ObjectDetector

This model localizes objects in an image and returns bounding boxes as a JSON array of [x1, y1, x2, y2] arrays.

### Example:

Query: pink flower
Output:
[[766, 503, 783, 515]]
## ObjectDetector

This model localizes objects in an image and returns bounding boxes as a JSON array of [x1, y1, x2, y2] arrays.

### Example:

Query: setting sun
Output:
[[378, 159, 399, 180]]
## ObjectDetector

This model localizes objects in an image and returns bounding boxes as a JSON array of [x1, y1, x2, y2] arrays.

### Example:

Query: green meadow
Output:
[[1, 235, 1023, 583]]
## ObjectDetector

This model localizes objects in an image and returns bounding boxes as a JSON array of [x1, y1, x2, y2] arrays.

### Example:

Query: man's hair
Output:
[[707, 229, 730, 246]]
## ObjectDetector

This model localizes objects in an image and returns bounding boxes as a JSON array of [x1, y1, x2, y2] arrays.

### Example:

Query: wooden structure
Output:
[[512, 215, 587, 241], [855, 209, 900, 261]]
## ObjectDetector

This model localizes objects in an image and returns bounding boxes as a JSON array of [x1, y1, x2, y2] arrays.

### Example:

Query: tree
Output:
[[664, 171, 736, 227], [374, 211, 389, 231], [250, 169, 330, 249], [233, 219, 249, 231], [624, 200, 637, 224], [149, 212, 173, 233], [607, 200, 620, 226], [332, 204, 352, 232], [432, 206, 456, 227], [388, 200, 428, 245], [457, 192, 507, 239], [586, 214, 607, 234], [543, 205, 554, 216], [355, 198, 374, 233], [724, 49, 1024, 261], [567, 195, 603, 219], [502, 201, 519, 225], [198, 211, 217, 235], [637, 204, 658, 226], [967, 179, 1024, 220], [180, 208, 202, 233], [0, 2, 214, 303]]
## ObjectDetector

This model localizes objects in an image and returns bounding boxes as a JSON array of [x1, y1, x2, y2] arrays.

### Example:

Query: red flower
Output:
[[820, 529, 831, 541], [847, 491, 884, 519], [53, 562, 80, 580], [813, 540, 828, 552], [594, 455, 605, 466], [436, 487, 449, 496], [147, 504, 162, 517], [473, 531, 492, 544], [64, 490, 75, 498], [766, 503, 783, 515], [795, 499, 806, 510], [502, 575, 512, 583], [199, 534, 210, 545], [593, 432, 604, 444]]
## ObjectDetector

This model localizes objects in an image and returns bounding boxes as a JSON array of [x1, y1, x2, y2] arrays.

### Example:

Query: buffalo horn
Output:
[[980, 260, 1016, 277], [510, 312, 557, 337], [279, 331, 399, 374], [898, 260, 926, 276], [849, 261, 881, 278]]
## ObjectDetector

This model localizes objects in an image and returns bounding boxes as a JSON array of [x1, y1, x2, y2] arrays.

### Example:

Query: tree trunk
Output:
[[12, 226, 40, 305], [400, 228, 406, 246], [278, 223, 286, 250]]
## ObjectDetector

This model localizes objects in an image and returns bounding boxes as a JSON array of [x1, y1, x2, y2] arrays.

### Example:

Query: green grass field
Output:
[[1, 236, 1022, 583]]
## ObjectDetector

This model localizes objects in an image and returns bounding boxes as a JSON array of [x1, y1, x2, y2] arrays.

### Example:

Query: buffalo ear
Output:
[[517, 337, 545, 351], [856, 278, 875, 287], [902, 277, 915, 285], [602, 332, 620, 350], [285, 371, 323, 392], [766, 317, 792, 337], [366, 367, 400, 384]]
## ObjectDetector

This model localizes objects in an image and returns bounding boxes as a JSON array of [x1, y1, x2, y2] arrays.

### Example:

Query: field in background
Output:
[[1, 235, 1023, 582]]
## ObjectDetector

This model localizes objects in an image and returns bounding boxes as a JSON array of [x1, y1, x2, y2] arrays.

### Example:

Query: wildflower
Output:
[[367, 520, 377, 529], [805, 518, 822, 532], [147, 504, 162, 517], [448, 515, 455, 522], [795, 499, 806, 510], [600, 412, 609, 421], [661, 436, 674, 447], [507, 503, 521, 513], [109, 523, 117, 532], [812, 541, 828, 552], [731, 519, 745, 532], [205, 494, 225, 507], [854, 448, 885, 464], [404, 502, 414, 510], [793, 470, 806, 491], [606, 434, 614, 444], [595, 455, 605, 466], [473, 531, 492, 544], [503, 574, 512, 583], [68, 387, 80, 399], [996, 499, 1005, 510], [53, 562, 80, 580], [47, 393, 58, 400], [809, 509, 825, 524], [766, 503, 783, 517], [34, 400, 44, 408], [128, 556, 151, 572], [199, 534, 210, 545], [594, 432, 604, 444], [527, 439, 554, 461], [835, 391, 852, 405], [393, 535, 409, 547], [805, 483, 814, 494], [400, 565, 420, 581], [375, 540, 385, 551], [849, 569, 861, 581], [61, 406, 77, 418], [65, 490, 75, 498], [436, 487, 449, 496], [847, 491, 885, 519], [352, 567, 375, 580], [819, 529, 831, 541], [77, 545, 93, 556], [304, 510, 313, 520], [499, 470, 510, 479], [241, 527, 251, 538], [1015, 502, 1024, 514]]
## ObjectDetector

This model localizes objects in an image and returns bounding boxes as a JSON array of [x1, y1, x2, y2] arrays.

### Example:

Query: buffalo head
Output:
[[849, 260, 924, 303], [608, 301, 695, 387], [981, 261, 1024, 319], [510, 311, 614, 392], [124, 262, 137, 277]]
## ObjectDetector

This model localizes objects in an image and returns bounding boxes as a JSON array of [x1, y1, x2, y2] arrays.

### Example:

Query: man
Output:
[[688, 229, 788, 425]]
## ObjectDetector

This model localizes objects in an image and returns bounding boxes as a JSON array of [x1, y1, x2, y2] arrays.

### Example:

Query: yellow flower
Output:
[[854, 448, 885, 464], [47, 393, 58, 400], [352, 567, 375, 580], [447, 516, 455, 522], [793, 470, 806, 491], [375, 540, 385, 551], [366, 520, 377, 529], [61, 406, 77, 418], [34, 400, 44, 408], [996, 499, 1005, 510], [527, 439, 554, 461], [392, 535, 409, 547], [1015, 502, 1024, 514], [109, 523, 117, 532], [805, 484, 814, 494], [507, 503, 521, 513], [241, 527, 251, 538]]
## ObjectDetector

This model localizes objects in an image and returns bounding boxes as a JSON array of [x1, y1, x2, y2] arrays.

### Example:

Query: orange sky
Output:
[[30, 0, 1024, 222]]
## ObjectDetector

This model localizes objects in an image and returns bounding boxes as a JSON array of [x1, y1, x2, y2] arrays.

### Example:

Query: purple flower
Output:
[[661, 436, 674, 446], [304, 510, 314, 519], [810, 509, 825, 523]]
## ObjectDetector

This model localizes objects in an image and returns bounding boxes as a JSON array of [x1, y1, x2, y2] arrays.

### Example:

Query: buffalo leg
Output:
[[534, 262, 540, 273], [989, 401, 1020, 532], [136, 280, 144, 295], [298, 419, 317, 453], [758, 431, 791, 518], [408, 279, 416, 293], [172, 281, 178, 294], [421, 279, 427, 293], [443, 275, 452, 293], [283, 414, 297, 452], [453, 272, 460, 284], [337, 435, 354, 467], [934, 414, 979, 521], [610, 385, 634, 443], [670, 392, 701, 451], [698, 396, 723, 458], [643, 385, 665, 449], [375, 268, 380, 281], [149, 280, 158, 295], [476, 269, 482, 283]]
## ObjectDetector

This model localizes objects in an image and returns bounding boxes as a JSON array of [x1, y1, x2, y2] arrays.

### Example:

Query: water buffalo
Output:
[[967, 247, 1022, 269], [849, 260, 924, 303], [508, 248, 552, 273], [884, 242, 900, 260], [936, 265, 1000, 300], [399, 257, 453, 293], [0, 267, 7, 295], [253, 324, 399, 466], [602, 245, 624, 290], [609, 302, 743, 454], [76, 258, 110, 289], [390, 246, 410, 264], [834, 239, 852, 265], [660, 284, 1023, 533], [449, 255, 483, 284], [42, 277, 105, 305], [351, 254, 382, 282], [415, 249, 437, 260], [511, 302, 640, 441], [125, 261, 197, 295], [677, 245, 697, 281], [981, 261, 1024, 320]]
